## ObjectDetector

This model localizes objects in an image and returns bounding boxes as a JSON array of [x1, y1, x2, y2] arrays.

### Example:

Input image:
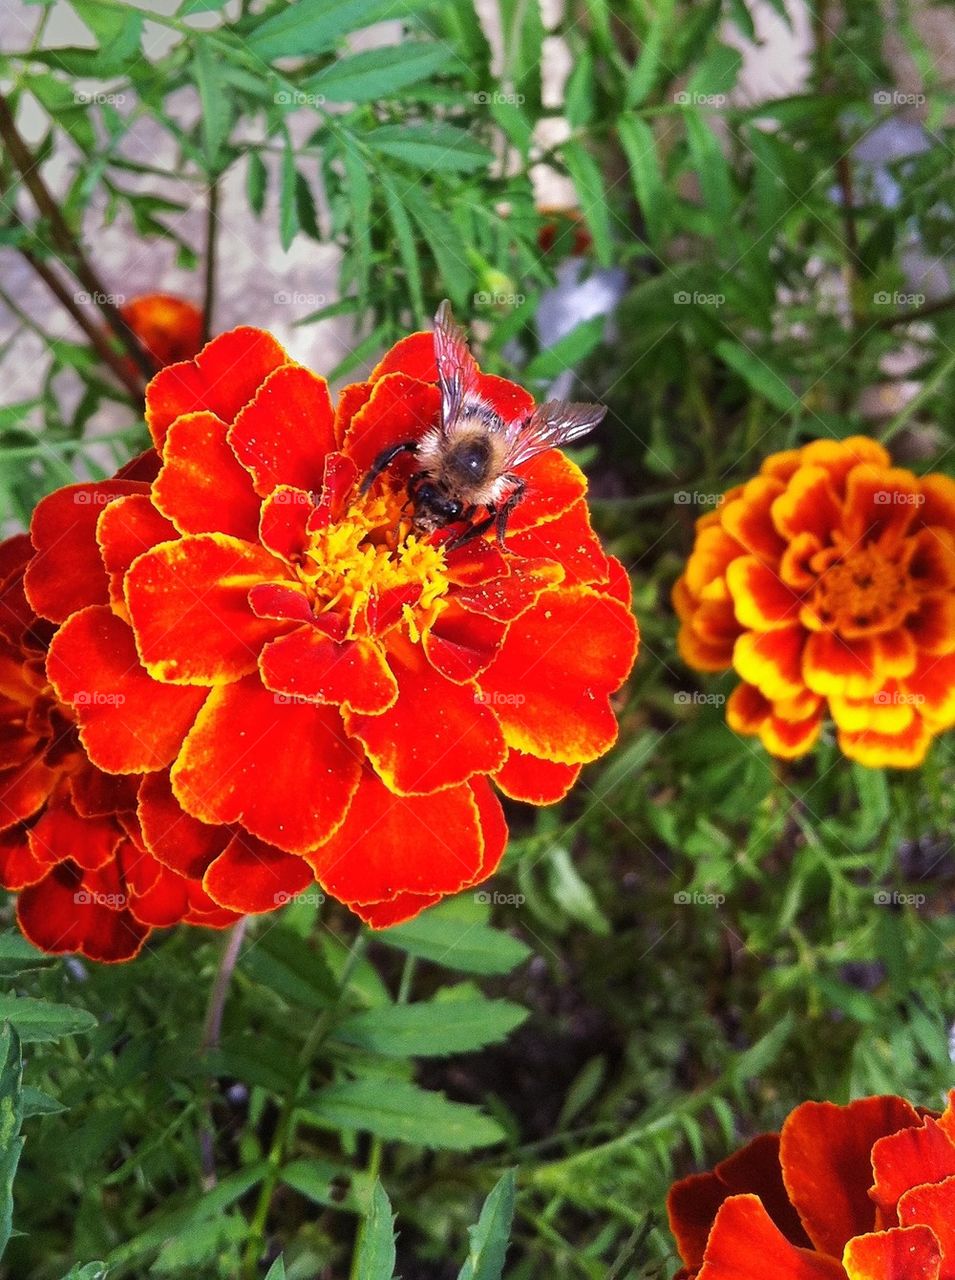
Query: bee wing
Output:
[[434, 300, 480, 432], [504, 399, 607, 468]]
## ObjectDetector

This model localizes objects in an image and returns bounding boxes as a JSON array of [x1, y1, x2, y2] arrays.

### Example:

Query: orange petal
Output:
[[901, 652, 955, 727], [477, 585, 638, 764], [96, 495, 177, 614], [842, 1228, 941, 1280], [780, 1096, 921, 1255], [47, 606, 206, 773], [422, 600, 506, 683], [0, 755, 58, 832], [227, 364, 335, 495], [493, 749, 581, 804], [340, 372, 441, 474], [726, 682, 770, 735], [452, 558, 564, 623], [27, 798, 121, 873], [370, 331, 436, 382], [799, 437, 891, 488], [668, 1172, 733, 1270], [505, 498, 609, 585], [125, 533, 289, 684], [17, 858, 150, 963], [843, 465, 922, 548], [837, 715, 933, 769], [726, 556, 802, 631], [760, 708, 823, 758], [697, 1195, 845, 1280], [202, 832, 314, 914], [258, 486, 314, 561], [870, 1118, 955, 1217], [720, 476, 787, 561], [138, 769, 230, 879], [917, 474, 955, 531], [146, 326, 288, 448], [803, 632, 882, 699], [153, 411, 261, 540], [733, 626, 806, 700], [908, 529, 955, 593], [506, 451, 587, 532], [771, 466, 843, 543], [260, 628, 398, 715], [897, 1175, 955, 1267], [907, 595, 955, 656], [171, 674, 361, 853], [0, 825, 48, 890]]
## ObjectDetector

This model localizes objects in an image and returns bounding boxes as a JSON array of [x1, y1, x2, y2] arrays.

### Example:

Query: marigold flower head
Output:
[[24, 321, 638, 931], [0, 533, 238, 961], [668, 1090, 955, 1279], [672, 436, 955, 767], [120, 293, 204, 370]]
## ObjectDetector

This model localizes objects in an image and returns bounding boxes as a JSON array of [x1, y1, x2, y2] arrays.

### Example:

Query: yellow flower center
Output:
[[297, 490, 449, 640], [810, 546, 916, 638]]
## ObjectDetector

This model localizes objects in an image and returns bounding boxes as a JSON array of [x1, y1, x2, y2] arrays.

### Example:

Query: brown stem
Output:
[[0, 91, 155, 381], [874, 291, 955, 329], [201, 179, 219, 345], [199, 917, 248, 1189]]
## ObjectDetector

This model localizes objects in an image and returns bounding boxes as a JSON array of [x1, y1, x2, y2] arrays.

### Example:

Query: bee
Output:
[[360, 300, 607, 551]]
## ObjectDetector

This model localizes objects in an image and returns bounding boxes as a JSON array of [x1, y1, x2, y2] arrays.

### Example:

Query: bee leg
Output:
[[444, 511, 496, 552], [401, 470, 429, 513], [359, 441, 418, 496], [494, 477, 526, 547]]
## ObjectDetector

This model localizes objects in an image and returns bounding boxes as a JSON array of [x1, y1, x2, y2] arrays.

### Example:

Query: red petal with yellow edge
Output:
[[505, 499, 610, 586], [258, 486, 313, 561], [907, 595, 955, 656], [249, 582, 314, 625], [307, 453, 359, 532], [760, 710, 822, 759], [370, 332, 436, 382], [96, 495, 177, 611], [203, 832, 314, 914], [800, 436, 891, 488], [721, 477, 787, 561], [803, 632, 881, 699], [772, 467, 843, 543], [17, 859, 150, 963], [726, 556, 801, 631], [477, 373, 535, 420], [898, 1177, 955, 1273], [0, 826, 47, 890], [843, 1228, 941, 1280], [125, 533, 289, 684], [901, 653, 955, 726], [345, 637, 506, 794], [505, 451, 587, 532], [124, 852, 194, 928], [146, 327, 287, 448], [727, 682, 770, 734], [493, 749, 581, 804], [761, 448, 803, 482], [685, 526, 744, 598], [697, 1196, 846, 1280], [477, 585, 637, 764], [940, 1091, 955, 1144], [260, 627, 398, 715], [843, 465, 922, 548], [0, 755, 58, 831], [870, 1118, 955, 1217], [306, 767, 488, 902], [780, 1096, 921, 1255], [423, 601, 506, 683], [733, 626, 805, 700], [153, 411, 261, 540], [668, 1172, 733, 1269], [908, 529, 955, 592], [27, 799, 120, 872], [780, 532, 825, 590], [114, 449, 161, 484], [352, 891, 443, 928], [25, 481, 145, 622], [716, 1133, 813, 1247], [334, 381, 375, 447], [453, 559, 564, 623], [47, 606, 206, 773], [171, 674, 361, 853], [917, 474, 955, 531], [341, 373, 441, 473], [138, 769, 230, 878], [677, 624, 735, 673], [469, 774, 508, 879], [227, 364, 335, 495], [874, 629, 917, 679], [838, 716, 932, 769], [606, 556, 632, 607]]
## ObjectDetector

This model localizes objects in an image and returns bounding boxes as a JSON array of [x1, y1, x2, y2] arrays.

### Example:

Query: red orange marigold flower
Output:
[[0, 532, 238, 961], [120, 293, 204, 370], [668, 1090, 955, 1280], [24, 323, 638, 929], [672, 437, 955, 767]]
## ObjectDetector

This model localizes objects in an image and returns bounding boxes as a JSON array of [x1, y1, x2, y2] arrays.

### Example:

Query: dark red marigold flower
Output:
[[29, 322, 638, 928], [668, 1091, 955, 1279], [120, 293, 204, 370], [0, 535, 238, 961]]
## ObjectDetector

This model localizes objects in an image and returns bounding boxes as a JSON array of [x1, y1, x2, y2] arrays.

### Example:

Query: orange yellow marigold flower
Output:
[[672, 436, 955, 767], [668, 1090, 955, 1280], [0, 532, 238, 962], [23, 323, 638, 930], [120, 293, 204, 370]]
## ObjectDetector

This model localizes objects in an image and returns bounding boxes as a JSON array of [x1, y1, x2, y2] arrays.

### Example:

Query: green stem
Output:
[[879, 345, 955, 445], [199, 918, 248, 1189], [240, 931, 368, 1280]]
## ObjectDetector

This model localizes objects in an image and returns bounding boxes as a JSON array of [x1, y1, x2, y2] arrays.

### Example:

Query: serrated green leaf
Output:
[[379, 903, 531, 975], [0, 1025, 23, 1261], [381, 174, 425, 322], [335, 998, 527, 1057], [366, 124, 491, 174], [295, 170, 320, 240], [71, 0, 142, 69], [525, 315, 605, 382], [458, 1170, 516, 1280], [0, 932, 52, 973], [239, 925, 337, 1012], [0, 997, 96, 1045], [21, 1086, 65, 1118], [193, 38, 230, 171], [340, 139, 371, 298], [617, 114, 667, 248], [59, 1265, 109, 1280], [247, 0, 415, 60], [300, 1078, 505, 1151], [355, 1181, 396, 1280], [684, 111, 734, 230], [402, 185, 471, 307], [303, 42, 449, 104]]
